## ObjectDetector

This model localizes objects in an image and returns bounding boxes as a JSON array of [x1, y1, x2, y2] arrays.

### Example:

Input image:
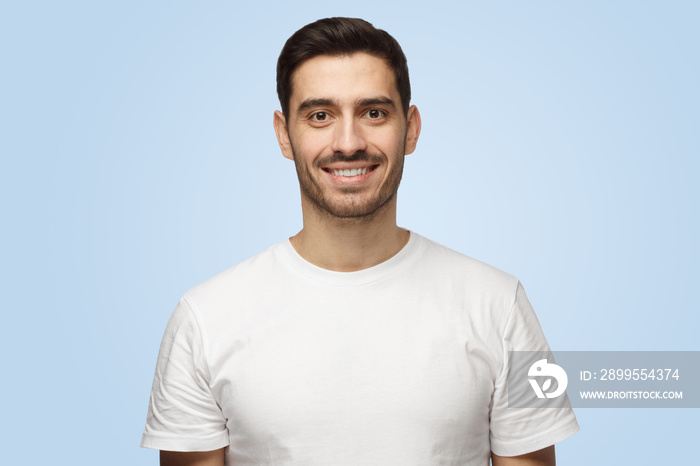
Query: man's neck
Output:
[[289, 198, 409, 272]]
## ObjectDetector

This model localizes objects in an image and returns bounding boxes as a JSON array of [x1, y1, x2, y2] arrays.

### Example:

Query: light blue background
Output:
[[2, 1, 697, 464]]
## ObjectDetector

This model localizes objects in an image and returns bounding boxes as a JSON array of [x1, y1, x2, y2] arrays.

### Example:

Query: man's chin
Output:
[[309, 192, 397, 220]]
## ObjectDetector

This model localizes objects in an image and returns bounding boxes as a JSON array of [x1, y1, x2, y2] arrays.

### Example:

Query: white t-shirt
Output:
[[141, 232, 579, 465]]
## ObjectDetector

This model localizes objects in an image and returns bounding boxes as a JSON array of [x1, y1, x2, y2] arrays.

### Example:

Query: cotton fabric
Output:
[[141, 232, 578, 464]]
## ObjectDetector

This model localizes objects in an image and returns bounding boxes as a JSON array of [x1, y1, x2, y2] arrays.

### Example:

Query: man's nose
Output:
[[330, 118, 368, 155]]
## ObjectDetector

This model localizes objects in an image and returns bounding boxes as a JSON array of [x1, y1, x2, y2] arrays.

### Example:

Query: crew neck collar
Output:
[[274, 230, 423, 287]]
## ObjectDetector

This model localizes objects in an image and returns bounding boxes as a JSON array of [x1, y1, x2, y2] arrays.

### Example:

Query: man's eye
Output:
[[310, 112, 327, 121], [366, 109, 385, 119]]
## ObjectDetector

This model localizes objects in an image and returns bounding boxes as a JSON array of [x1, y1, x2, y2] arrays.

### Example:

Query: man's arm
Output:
[[491, 445, 555, 466], [160, 447, 226, 466]]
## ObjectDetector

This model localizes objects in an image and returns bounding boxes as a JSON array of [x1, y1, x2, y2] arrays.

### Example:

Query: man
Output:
[[141, 17, 579, 465]]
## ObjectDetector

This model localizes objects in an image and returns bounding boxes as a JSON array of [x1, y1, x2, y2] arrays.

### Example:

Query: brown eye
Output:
[[367, 109, 384, 119], [311, 112, 327, 121]]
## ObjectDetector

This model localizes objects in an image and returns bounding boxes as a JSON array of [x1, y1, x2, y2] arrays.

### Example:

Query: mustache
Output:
[[314, 151, 385, 167]]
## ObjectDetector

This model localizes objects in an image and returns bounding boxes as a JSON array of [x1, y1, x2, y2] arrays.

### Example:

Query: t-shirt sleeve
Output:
[[489, 281, 579, 457], [140, 298, 229, 452]]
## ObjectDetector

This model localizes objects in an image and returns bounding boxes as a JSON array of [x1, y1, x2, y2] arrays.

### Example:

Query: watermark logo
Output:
[[528, 359, 568, 399], [509, 351, 698, 408]]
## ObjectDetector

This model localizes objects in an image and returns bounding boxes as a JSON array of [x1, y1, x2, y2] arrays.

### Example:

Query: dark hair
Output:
[[276, 17, 411, 117]]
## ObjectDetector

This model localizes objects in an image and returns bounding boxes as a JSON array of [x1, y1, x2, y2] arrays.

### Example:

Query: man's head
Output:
[[273, 18, 420, 222], [276, 17, 411, 118]]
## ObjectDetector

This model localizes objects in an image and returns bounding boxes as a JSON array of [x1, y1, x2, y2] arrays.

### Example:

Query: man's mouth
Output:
[[322, 165, 379, 177]]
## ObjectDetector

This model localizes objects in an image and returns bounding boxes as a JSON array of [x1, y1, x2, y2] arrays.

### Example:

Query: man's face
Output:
[[274, 53, 420, 220]]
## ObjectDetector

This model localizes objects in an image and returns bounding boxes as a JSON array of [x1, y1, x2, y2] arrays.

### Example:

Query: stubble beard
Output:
[[291, 145, 405, 223]]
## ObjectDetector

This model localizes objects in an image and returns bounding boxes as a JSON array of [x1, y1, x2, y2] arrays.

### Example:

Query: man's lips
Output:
[[322, 164, 378, 176], [321, 164, 379, 183]]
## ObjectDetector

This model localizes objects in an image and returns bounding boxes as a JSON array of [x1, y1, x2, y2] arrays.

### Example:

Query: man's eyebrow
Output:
[[356, 97, 396, 109], [296, 96, 397, 115], [296, 98, 338, 114]]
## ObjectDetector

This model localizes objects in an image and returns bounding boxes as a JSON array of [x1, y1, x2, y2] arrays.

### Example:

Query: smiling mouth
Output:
[[322, 165, 379, 177]]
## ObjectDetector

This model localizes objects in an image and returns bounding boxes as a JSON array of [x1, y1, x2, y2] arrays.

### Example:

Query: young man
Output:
[[141, 17, 579, 466]]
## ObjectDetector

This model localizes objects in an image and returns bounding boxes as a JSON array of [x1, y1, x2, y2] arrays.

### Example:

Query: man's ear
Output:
[[273, 110, 294, 160], [404, 105, 422, 155]]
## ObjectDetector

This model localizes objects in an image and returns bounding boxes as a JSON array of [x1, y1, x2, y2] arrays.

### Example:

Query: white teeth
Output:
[[331, 167, 369, 176]]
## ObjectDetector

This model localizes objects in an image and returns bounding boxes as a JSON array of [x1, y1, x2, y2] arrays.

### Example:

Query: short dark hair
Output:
[[276, 17, 411, 117]]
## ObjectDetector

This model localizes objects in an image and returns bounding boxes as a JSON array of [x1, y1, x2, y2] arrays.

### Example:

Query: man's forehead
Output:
[[289, 53, 398, 108]]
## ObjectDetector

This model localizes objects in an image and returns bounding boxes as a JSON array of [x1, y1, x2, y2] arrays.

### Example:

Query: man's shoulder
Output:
[[415, 233, 520, 295], [417, 233, 518, 281], [182, 241, 284, 305]]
